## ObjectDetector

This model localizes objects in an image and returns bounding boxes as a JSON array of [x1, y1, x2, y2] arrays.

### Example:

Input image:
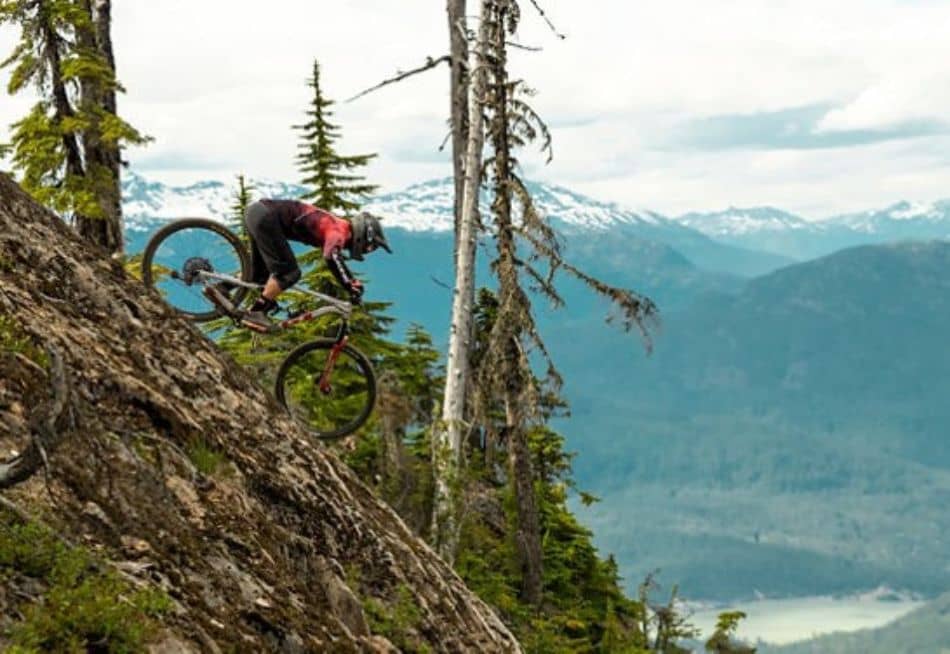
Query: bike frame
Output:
[[193, 270, 354, 393], [193, 270, 353, 325]]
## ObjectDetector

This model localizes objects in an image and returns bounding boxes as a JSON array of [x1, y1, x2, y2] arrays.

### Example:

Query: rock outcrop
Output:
[[0, 174, 519, 652]]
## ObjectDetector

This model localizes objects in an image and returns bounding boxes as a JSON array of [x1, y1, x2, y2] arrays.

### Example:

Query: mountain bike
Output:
[[140, 218, 376, 439]]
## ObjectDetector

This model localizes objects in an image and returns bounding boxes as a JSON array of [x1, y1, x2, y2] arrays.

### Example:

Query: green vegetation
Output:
[[0, 313, 47, 368], [454, 427, 651, 651], [0, 0, 148, 249], [294, 59, 377, 213], [186, 437, 229, 476], [550, 242, 950, 600], [706, 612, 756, 653], [362, 585, 431, 654], [0, 515, 171, 653]]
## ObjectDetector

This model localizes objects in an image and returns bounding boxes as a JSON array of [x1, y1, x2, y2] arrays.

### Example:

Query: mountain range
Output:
[[123, 170, 950, 265], [122, 172, 950, 606], [680, 201, 950, 260]]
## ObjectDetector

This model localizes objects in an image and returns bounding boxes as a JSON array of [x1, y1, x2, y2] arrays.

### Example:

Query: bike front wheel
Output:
[[275, 339, 377, 440], [141, 218, 252, 322]]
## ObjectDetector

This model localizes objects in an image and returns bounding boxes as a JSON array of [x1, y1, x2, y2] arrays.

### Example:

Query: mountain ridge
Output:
[[124, 170, 950, 238]]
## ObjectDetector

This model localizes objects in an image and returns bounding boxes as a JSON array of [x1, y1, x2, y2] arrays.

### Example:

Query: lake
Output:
[[687, 588, 925, 646]]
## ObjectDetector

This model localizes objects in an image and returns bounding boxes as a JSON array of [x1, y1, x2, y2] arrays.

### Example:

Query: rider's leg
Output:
[[245, 204, 301, 298], [243, 205, 301, 331]]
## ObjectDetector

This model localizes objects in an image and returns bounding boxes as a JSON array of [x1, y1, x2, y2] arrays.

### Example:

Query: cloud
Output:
[[664, 104, 947, 151], [817, 72, 950, 133], [2, 0, 950, 215], [548, 134, 950, 218]]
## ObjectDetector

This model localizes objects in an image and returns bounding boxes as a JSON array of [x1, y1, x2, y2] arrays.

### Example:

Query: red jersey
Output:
[[260, 199, 351, 257]]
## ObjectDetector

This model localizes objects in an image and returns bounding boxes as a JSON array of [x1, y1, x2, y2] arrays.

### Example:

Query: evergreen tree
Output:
[[294, 60, 378, 213], [229, 173, 255, 243], [0, 0, 148, 253], [705, 612, 756, 654]]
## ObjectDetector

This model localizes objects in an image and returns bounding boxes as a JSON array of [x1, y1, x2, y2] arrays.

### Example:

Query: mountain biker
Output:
[[236, 199, 392, 332]]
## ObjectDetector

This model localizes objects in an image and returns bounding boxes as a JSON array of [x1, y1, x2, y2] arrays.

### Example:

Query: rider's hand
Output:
[[348, 279, 364, 305]]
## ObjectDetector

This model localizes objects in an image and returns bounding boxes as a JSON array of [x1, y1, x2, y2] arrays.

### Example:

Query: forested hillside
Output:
[[576, 242, 950, 600]]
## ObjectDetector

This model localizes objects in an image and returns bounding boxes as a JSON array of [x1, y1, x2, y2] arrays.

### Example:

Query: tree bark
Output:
[[431, 0, 492, 561], [446, 0, 469, 254], [506, 399, 543, 605], [75, 0, 123, 254], [491, 2, 543, 601], [38, 12, 84, 181]]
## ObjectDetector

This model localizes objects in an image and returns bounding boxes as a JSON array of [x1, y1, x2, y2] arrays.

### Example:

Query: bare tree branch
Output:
[[430, 275, 452, 290], [506, 41, 542, 52], [0, 346, 70, 490], [346, 55, 452, 102], [526, 0, 566, 39]]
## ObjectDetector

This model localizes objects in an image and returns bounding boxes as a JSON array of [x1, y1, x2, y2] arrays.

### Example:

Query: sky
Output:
[[1, 0, 949, 218]]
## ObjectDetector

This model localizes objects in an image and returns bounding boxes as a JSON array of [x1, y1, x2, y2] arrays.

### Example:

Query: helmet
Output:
[[349, 211, 393, 261]]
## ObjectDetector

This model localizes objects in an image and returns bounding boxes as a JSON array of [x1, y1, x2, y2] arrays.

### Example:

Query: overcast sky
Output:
[[1, 0, 949, 218]]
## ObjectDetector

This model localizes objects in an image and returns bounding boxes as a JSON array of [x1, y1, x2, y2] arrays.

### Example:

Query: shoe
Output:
[[241, 310, 276, 334]]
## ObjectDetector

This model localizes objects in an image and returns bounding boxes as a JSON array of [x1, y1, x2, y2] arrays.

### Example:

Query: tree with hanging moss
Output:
[[0, 0, 149, 253], [294, 59, 378, 213]]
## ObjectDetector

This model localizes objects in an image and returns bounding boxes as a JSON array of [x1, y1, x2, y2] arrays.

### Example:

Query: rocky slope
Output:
[[0, 173, 519, 652]]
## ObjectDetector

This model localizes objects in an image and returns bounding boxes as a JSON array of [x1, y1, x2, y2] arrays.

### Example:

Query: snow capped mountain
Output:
[[826, 200, 950, 234], [121, 170, 950, 269], [123, 171, 308, 231], [365, 177, 667, 231], [674, 200, 950, 260], [678, 206, 816, 237], [122, 172, 668, 233]]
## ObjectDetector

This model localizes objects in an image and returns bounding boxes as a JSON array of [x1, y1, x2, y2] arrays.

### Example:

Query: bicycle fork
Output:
[[318, 324, 350, 395]]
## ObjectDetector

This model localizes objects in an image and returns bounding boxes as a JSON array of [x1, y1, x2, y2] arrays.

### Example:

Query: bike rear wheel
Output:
[[141, 218, 252, 322], [275, 339, 377, 440]]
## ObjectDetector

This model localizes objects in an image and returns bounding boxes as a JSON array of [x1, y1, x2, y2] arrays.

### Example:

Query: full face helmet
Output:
[[349, 211, 393, 261]]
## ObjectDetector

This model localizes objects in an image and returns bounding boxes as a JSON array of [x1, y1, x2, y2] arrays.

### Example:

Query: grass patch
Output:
[[186, 438, 229, 476], [122, 253, 145, 282], [0, 314, 47, 368], [0, 516, 171, 653], [363, 584, 431, 654]]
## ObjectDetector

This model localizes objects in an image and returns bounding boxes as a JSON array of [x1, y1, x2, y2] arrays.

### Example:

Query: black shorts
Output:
[[245, 201, 302, 290]]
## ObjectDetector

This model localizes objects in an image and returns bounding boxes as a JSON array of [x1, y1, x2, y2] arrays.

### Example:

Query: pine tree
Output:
[[0, 0, 148, 253], [229, 173, 255, 243], [294, 60, 378, 213], [457, 0, 658, 608]]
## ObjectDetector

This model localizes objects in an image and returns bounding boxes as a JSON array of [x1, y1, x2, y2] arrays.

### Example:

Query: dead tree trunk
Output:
[[431, 0, 493, 561], [74, 0, 123, 254], [447, 0, 469, 250]]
